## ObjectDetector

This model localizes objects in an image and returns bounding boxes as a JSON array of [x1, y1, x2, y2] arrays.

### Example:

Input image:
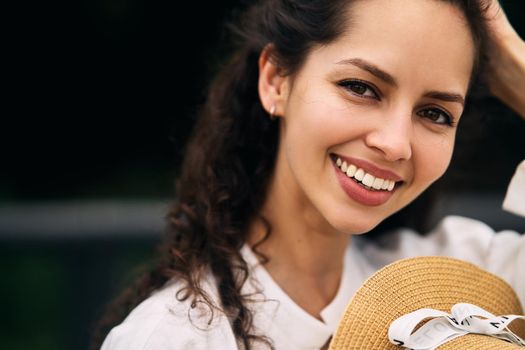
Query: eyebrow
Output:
[[424, 91, 465, 107], [335, 57, 465, 106], [336, 58, 397, 86]]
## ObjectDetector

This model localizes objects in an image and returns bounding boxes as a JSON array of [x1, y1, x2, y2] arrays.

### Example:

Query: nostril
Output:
[[365, 130, 412, 162]]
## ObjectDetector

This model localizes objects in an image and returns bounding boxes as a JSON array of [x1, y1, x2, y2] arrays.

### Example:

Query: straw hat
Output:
[[329, 256, 525, 349]]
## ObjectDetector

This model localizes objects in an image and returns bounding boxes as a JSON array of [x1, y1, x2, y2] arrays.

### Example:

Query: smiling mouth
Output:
[[331, 155, 403, 192]]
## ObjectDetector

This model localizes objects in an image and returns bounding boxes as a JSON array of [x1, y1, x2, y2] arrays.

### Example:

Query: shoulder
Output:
[[426, 216, 525, 283], [427, 215, 523, 255], [101, 277, 237, 350], [355, 216, 525, 308], [355, 217, 490, 262], [360, 215, 523, 265]]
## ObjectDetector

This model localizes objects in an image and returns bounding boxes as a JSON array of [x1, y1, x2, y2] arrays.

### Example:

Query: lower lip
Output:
[[332, 160, 396, 206]]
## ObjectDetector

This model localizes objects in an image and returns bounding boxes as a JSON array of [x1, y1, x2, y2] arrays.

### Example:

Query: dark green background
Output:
[[2, 1, 524, 349]]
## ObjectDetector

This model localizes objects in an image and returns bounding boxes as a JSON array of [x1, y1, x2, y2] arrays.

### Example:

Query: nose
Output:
[[365, 112, 413, 162]]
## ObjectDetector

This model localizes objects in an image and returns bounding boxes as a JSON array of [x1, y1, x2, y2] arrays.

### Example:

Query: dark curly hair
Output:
[[91, 0, 492, 349]]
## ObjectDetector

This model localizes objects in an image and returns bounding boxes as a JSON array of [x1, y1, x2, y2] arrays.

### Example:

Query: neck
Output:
[[247, 159, 350, 316], [248, 213, 348, 278]]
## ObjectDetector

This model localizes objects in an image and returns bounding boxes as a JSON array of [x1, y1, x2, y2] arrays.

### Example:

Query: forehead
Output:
[[304, 0, 475, 94]]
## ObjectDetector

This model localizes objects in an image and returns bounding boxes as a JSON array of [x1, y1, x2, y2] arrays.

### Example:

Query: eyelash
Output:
[[337, 79, 456, 127], [338, 79, 380, 99], [418, 107, 455, 127]]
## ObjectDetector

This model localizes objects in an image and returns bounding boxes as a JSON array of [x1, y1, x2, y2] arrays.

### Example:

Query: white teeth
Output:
[[354, 168, 365, 181], [372, 178, 384, 190], [346, 164, 357, 177], [362, 173, 375, 187], [335, 157, 398, 192]]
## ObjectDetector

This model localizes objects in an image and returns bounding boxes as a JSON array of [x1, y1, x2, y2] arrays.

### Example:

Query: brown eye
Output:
[[418, 108, 453, 126], [338, 80, 379, 99], [350, 83, 367, 95]]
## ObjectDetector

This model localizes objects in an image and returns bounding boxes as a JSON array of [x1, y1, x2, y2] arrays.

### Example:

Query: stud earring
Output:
[[269, 105, 277, 120]]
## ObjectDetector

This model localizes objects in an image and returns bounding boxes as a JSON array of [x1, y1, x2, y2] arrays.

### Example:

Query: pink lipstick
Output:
[[331, 154, 401, 206]]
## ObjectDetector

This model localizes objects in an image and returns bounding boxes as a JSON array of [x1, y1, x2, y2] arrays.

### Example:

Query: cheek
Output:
[[286, 90, 353, 149], [413, 131, 456, 185]]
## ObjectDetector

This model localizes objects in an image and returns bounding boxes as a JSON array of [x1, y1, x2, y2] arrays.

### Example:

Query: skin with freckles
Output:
[[252, 0, 475, 318]]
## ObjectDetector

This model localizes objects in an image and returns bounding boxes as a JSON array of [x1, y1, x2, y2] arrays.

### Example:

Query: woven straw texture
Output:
[[329, 256, 524, 350]]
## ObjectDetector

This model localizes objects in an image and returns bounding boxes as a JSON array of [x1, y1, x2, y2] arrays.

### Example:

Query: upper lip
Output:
[[332, 154, 403, 182]]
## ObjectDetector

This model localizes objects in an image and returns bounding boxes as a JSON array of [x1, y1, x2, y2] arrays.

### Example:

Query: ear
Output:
[[258, 44, 290, 118]]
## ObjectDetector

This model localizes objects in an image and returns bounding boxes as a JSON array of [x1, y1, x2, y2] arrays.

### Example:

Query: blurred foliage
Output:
[[0, 239, 157, 350]]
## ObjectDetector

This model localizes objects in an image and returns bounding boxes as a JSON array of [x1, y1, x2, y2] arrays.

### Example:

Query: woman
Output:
[[95, 0, 525, 349]]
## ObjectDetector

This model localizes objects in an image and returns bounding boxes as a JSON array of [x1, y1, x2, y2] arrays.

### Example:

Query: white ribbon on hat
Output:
[[388, 303, 525, 349]]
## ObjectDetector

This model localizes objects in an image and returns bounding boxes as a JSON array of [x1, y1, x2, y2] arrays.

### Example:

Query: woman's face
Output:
[[274, 0, 475, 234]]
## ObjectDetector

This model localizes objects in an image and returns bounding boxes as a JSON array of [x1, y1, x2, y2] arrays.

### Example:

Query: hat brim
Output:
[[329, 256, 524, 350]]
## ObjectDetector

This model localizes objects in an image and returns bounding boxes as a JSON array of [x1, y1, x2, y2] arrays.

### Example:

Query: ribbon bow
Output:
[[388, 303, 525, 349]]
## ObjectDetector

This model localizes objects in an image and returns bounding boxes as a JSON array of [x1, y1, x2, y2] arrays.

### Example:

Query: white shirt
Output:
[[101, 161, 525, 350]]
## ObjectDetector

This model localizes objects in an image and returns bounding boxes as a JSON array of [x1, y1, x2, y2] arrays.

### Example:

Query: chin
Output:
[[319, 198, 402, 235], [328, 212, 385, 235], [344, 222, 382, 235]]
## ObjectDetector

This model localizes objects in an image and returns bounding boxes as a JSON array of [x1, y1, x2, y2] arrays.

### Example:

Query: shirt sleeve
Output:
[[101, 312, 236, 350], [100, 278, 237, 350]]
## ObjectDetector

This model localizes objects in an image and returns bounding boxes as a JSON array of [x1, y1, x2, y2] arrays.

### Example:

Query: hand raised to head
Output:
[[484, 0, 525, 118]]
